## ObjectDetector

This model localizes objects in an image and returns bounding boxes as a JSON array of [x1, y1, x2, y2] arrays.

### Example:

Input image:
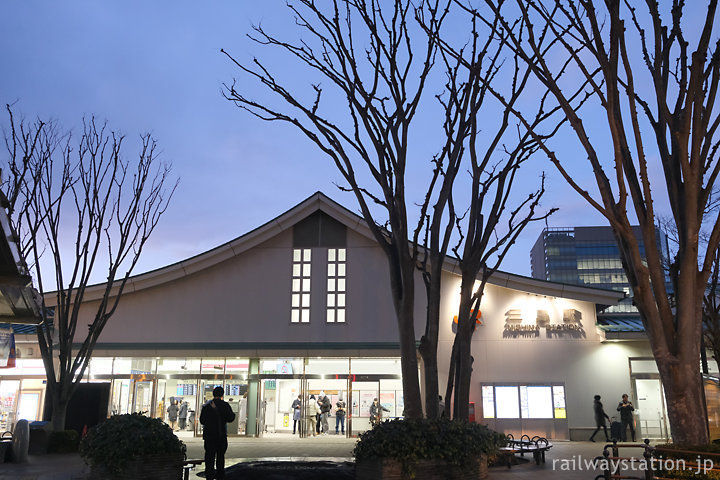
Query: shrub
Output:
[[79, 413, 184, 475], [48, 430, 80, 453], [353, 418, 505, 476]]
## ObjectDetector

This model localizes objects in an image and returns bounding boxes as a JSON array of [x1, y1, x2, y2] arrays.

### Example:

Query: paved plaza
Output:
[[0, 436, 625, 480]]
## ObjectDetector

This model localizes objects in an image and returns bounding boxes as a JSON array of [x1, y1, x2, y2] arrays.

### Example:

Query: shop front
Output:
[[77, 354, 403, 438], [0, 358, 48, 431]]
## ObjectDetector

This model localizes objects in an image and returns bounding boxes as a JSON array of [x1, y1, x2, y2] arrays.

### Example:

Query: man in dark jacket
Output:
[[200, 386, 236, 480], [617, 394, 636, 442]]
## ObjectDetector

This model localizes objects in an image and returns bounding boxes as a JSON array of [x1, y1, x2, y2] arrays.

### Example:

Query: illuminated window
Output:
[[326, 248, 346, 323], [482, 384, 566, 419], [291, 248, 311, 323]]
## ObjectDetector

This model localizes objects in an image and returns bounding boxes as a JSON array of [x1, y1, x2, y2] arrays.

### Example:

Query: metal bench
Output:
[[505, 434, 553, 465], [182, 458, 203, 480]]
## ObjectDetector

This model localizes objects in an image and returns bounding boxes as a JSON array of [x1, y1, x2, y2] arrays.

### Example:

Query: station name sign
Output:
[[503, 308, 584, 337]]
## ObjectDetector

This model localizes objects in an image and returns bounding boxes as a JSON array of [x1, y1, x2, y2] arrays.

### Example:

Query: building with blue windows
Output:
[[530, 226, 672, 333]]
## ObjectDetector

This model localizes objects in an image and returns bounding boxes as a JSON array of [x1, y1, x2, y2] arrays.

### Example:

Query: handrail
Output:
[[594, 439, 720, 480], [593, 440, 654, 480]]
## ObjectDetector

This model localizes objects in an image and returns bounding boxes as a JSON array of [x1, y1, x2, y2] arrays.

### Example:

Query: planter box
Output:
[[356, 455, 488, 480], [90, 452, 184, 480]]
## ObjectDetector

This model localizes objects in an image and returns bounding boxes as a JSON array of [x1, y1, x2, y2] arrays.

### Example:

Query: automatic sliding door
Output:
[[306, 377, 348, 435]]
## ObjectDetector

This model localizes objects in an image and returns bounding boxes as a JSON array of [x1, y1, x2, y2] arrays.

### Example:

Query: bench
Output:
[[505, 434, 553, 465], [183, 458, 203, 480]]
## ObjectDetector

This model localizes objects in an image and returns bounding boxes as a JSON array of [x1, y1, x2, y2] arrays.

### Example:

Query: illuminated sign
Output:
[[503, 309, 584, 337], [451, 310, 482, 334], [452, 310, 482, 325]]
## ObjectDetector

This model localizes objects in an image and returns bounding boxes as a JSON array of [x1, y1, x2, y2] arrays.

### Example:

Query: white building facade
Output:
[[1, 193, 672, 440]]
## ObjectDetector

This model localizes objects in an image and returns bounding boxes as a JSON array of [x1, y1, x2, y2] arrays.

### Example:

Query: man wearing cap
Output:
[[200, 386, 236, 480]]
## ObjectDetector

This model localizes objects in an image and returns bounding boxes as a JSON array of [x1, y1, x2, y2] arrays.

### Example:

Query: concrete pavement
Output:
[[0, 435, 629, 480]]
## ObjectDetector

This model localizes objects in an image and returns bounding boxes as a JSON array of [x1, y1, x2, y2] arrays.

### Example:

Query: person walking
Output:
[[305, 394, 320, 437], [335, 398, 346, 434], [178, 401, 189, 431], [167, 399, 179, 431], [589, 394, 610, 442], [200, 386, 236, 480], [291, 395, 302, 435], [617, 393, 636, 442]]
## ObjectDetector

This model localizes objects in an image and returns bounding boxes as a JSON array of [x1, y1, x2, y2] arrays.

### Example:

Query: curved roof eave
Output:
[[440, 256, 625, 305], [48, 191, 624, 306]]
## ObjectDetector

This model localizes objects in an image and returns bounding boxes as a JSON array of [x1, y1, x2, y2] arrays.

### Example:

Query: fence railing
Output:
[[594, 439, 720, 480]]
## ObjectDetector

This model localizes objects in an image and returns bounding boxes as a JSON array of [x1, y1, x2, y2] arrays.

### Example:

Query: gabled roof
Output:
[[71, 192, 625, 306]]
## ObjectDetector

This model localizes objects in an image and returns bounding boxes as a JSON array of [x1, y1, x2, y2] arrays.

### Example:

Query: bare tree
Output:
[[415, 11, 555, 419], [475, 0, 720, 443], [2, 106, 176, 430], [223, 0, 450, 418]]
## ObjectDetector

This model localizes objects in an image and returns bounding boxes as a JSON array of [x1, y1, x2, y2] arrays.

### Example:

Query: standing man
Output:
[[167, 399, 179, 431], [291, 395, 302, 435], [178, 401, 189, 431], [319, 391, 331, 435], [335, 397, 346, 435], [617, 394, 636, 442], [200, 386, 236, 480]]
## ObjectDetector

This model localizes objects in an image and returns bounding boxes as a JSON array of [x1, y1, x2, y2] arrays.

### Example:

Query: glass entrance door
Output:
[[111, 379, 132, 415], [635, 378, 669, 440], [258, 378, 302, 436], [306, 377, 348, 436], [351, 380, 379, 435], [133, 381, 153, 416]]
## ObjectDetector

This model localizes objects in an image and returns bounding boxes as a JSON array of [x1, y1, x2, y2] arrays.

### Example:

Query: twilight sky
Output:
[[0, 1, 700, 281]]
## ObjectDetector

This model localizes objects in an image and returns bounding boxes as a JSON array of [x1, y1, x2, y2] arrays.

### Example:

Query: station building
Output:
[[0, 193, 680, 440]]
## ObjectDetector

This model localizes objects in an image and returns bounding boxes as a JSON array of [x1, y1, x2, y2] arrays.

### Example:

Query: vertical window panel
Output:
[[291, 248, 312, 324], [326, 247, 347, 323]]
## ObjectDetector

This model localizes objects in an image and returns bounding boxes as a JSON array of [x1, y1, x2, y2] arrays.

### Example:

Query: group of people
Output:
[[291, 394, 392, 435], [292, 392, 348, 436], [165, 399, 191, 431], [590, 393, 636, 442]]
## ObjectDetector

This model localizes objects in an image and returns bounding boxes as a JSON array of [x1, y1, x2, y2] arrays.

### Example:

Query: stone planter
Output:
[[89, 452, 184, 480], [355, 454, 488, 480]]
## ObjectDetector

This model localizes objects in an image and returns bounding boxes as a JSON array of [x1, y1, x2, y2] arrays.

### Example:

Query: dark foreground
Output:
[[199, 460, 355, 480]]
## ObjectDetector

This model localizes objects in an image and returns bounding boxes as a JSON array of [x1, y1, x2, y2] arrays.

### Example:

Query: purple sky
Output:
[[0, 2, 698, 281]]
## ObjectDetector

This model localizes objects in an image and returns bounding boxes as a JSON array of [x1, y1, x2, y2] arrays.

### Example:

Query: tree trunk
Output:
[[419, 338, 439, 419], [451, 319, 473, 421], [398, 297, 423, 418], [51, 394, 68, 431], [453, 330, 473, 421], [389, 252, 423, 419], [658, 359, 708, 444], [420, 269, 442, 419], [444, 342, 457, 418], [449, 278, 476, 421]]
